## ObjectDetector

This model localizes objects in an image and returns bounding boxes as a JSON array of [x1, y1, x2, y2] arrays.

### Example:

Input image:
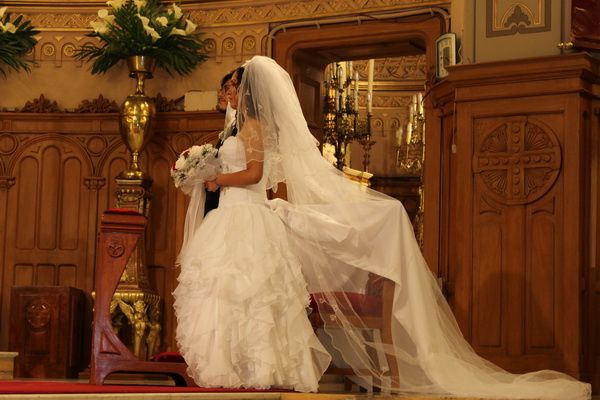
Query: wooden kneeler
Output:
[[90, 209, 194, 386]]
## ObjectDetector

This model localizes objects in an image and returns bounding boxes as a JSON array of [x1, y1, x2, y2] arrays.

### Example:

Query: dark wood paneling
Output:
[[0, 111, 225, 357], [430, 53, 599, 386]]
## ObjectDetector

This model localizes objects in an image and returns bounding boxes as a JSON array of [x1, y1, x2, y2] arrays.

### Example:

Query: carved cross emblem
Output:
[[473, 119, 561, 205]]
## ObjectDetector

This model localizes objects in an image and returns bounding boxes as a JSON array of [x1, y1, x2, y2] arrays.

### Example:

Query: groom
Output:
[[204, 71, 238, 215]]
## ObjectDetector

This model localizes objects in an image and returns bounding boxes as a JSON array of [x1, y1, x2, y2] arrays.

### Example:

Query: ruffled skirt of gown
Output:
[[173, 201, 332, 392]]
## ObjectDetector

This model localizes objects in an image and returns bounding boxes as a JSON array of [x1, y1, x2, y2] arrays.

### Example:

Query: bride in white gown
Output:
[[173, 56, 591, 399]]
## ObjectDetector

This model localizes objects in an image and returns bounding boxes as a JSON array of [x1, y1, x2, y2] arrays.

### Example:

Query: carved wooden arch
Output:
[[6, 133, 94, 176], [271, 14, 446, 272], [272, 14, 444, 77]]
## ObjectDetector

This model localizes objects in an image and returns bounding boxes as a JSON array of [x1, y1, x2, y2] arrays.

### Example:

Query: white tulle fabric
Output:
[[174, 55, 590, 398], [220, 55, 586, 399], [174, 134, 331, 392]]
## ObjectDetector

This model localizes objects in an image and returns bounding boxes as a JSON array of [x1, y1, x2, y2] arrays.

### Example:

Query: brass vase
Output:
[[117, 55, 157, 180]]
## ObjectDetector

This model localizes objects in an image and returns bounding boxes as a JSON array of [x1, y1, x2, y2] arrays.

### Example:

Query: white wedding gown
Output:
[[173, 135, 332, 392], [174, 55, 591, 399]]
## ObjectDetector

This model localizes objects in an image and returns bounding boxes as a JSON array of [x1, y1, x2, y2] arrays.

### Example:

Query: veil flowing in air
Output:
[[231, 55, 591, 399]]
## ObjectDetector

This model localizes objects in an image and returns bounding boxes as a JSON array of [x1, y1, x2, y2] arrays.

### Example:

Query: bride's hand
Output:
[[205, 180, 219, 192]]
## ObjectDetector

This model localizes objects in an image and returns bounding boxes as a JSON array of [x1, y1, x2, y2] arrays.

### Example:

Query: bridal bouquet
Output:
[[171, 144, 220, 193]]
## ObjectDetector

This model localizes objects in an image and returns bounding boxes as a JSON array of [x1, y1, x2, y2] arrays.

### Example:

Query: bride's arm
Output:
[[212, 160, 263, 188], [206, 117, 264, 190]]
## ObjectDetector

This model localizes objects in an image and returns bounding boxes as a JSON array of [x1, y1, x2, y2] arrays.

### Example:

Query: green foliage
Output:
[[0, 9, 40, 77], [74, 0, 207, 76]]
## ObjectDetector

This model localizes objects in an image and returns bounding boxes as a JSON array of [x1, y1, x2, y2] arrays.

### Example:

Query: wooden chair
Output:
[[90, 209, 194, 386], [309, 273, 399, 390]]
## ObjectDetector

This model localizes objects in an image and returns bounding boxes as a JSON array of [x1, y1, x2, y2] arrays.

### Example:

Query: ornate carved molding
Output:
[[20, 94, 61, 113], [75, 95, 119, 113], [0, 176, 16, 191], [155, 93, 181, 113], [473, 119, 561, 205], [486, 0, 551, 37], [356, 56, 427, 81], [84, 176, 106, 190], [22, 0, 442, 29]]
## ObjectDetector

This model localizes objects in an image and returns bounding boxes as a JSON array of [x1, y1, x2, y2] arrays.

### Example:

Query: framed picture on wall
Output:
[[435, 32, 457, 79]]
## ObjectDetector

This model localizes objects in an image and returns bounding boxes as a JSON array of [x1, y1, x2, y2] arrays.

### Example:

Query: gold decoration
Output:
[[117, 55, 157, 181]]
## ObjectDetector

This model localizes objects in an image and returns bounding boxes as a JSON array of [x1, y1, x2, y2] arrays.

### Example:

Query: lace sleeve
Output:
[[237, 117, 264, 165]]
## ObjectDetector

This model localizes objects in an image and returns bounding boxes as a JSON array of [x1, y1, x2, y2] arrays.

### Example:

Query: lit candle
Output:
[[354, 71, 359, 111], [396, 127, 404, 146], [367, 59, 374, 114], [347, 61, 353, 81]]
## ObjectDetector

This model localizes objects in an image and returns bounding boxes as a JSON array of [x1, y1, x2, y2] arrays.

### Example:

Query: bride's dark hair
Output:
[[235, 66, 257, 118]]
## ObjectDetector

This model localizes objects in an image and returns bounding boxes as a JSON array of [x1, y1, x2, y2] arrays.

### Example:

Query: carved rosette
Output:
[[26, 302, 51, 332], [473, 119, 561, 205], [106, 237, 126, 258]]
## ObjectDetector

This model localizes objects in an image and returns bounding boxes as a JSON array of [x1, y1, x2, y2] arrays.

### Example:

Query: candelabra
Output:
[[396, 92, 425, 249], [396, 93, 425, 174], [323, 61, 374, 171]]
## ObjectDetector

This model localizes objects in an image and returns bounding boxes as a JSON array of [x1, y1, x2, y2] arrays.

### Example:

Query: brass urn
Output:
[[117, 55, 157, 180]]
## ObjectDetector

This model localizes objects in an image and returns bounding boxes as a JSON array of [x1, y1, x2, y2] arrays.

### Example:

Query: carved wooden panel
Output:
[[9, 286, 85, 378], [431, 54, 598, 382], [470, 114, 565, 369], [0, 111, 225, 353]]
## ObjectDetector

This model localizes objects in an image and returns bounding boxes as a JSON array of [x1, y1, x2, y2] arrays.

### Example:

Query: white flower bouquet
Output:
[[171, 144, 220, 194], [74, 0, 207, 76]]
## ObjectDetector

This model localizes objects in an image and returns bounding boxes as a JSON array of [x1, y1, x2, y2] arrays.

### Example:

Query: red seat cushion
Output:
[[310, 292, 382, 316], [105, 208, 142, 215], [150, 351, 185, 363]]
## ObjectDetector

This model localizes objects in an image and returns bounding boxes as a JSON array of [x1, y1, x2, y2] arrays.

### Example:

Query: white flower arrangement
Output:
[[0, 6, 39, 76], [171, 144, 221, 194], [74, 0, 206, 76]]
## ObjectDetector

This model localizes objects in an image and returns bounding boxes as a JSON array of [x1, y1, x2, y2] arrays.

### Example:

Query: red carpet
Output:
[[0, 381, 287, 394]]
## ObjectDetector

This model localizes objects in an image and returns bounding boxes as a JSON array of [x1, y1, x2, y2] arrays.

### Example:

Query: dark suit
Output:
[[204, 123, 238, 216]]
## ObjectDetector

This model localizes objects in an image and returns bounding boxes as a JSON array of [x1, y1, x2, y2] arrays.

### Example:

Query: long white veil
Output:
[[234, 56, 591, 399]]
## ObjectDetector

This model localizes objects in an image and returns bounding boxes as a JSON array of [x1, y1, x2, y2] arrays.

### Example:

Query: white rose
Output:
[[175, 157, 186, 170], [97, 9, 109, 19]]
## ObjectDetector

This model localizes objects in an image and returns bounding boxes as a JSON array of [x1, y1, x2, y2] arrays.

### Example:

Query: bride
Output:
[[173, 56, 591, 399]]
